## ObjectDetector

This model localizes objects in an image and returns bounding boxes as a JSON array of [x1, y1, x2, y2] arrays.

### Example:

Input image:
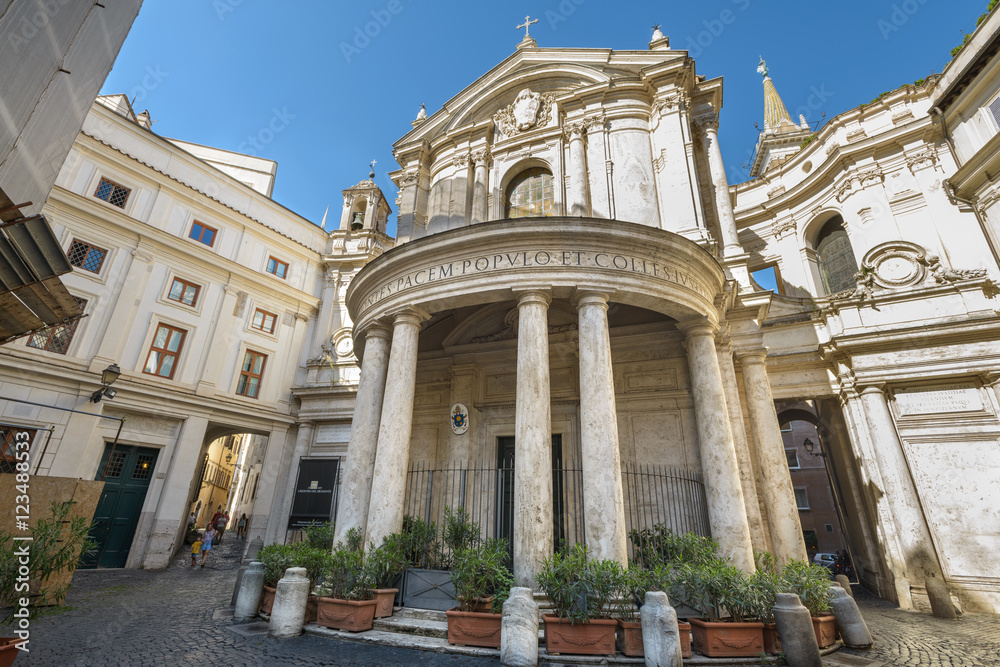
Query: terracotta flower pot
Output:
[[372, 588, 398, 618], [812, 614, 837, 648], [316, 597, 378, 632], [689, 618, 765, 658], [305, 594, 319, 623], [614, 619, 692, 658], [446, 608, 503, 648], [0, 637, 23, 667], [542, 615, 617, 656], [763, 623, 782, 655], [457, 595, 494, 613], [259, 585, 276, 615]]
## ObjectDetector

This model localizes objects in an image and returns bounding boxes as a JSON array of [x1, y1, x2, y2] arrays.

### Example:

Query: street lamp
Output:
[[803, 437, 826, 457], [90, 363, 122, 403]]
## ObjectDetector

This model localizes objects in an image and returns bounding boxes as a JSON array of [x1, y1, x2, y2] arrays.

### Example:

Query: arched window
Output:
[[505, 168, 554, 218], [814, 216, 858, 294]]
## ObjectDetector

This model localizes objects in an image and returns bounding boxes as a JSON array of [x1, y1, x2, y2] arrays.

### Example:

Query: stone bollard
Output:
[[268, 567, 310, 639], [244, 536, 263, 563], [234, 562, 265, 622], [773, 593, 822, 667], [828, 585, 872, 648], [835, 574, 853, 598], [500, 587, 539, 667], [640, 591, 682, 667], [232, 564, 248, 607], [924, 576, 958, 620]]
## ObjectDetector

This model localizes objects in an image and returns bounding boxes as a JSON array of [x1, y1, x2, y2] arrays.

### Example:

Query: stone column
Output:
[[471, 148, 490, 224], [513, 289, 553, 588], [738, 349, 808, 565], [858, 385, 942, 593], [273, 422, 315, 541], [697, 114, 742, 257], [565, 122, 591, 216], [677, 318, 755, 572], [333, 324, 392, 546], [364, 310, 424, 547], [576, 291, 627, 564], [257, 424, 293, 546]]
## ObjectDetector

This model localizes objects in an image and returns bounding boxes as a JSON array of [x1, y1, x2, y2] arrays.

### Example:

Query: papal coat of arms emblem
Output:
[[512, 89, 542, 131], [493, 88, 555, 137], [450, 403, 469, 435]]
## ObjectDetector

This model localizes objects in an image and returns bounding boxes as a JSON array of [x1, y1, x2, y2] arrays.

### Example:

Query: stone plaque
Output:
[[316, 423, 351, 444], [894, 384, 983, 416]]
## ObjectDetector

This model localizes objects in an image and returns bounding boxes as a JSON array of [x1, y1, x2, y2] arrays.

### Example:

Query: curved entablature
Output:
[[346, 217, 725, 343]]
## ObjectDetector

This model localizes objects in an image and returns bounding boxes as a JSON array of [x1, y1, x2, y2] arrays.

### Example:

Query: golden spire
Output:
[[758, 57, 797, 133]]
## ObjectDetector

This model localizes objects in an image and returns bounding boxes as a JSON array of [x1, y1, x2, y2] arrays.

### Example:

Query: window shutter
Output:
[[989, 96, 1000, 130]]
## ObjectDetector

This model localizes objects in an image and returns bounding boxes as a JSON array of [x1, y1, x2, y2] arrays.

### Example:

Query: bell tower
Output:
[[338, 161, 392, 233]]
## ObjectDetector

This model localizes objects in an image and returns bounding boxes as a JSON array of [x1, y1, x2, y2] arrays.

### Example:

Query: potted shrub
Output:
[[751, 552, 783, 655], [291, 541, 332, 623], [781, 560, 837, 648], [536, 544, 621, 657], [400, 514, 456, 610], [680, 561, 765, 658], [616, 563, 693, 658], [0, 502, 96, 666], [446, 537, 514, 648], [314, 547, 378, 632], [257, 543, 295, 615], [367, 533, 409, 618]]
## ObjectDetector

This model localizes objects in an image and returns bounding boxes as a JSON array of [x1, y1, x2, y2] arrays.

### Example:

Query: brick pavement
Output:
[[3, 541, 998, 666]]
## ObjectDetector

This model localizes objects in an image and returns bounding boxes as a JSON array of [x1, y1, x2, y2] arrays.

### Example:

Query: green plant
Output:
[[302, 521, 335, 550], [342, 526, 365, 553], [0, 501, 97, 623], [443, 506, 480, 554], [451, 537, 515, 613], [291, 541, 332, 590], [367, 533, 410, 589], [316, 548, 376, 601], [401, 515, 439, 568], [780, 560, 833, 616], [257, 543, 297, 587], [627, 526, 720, 568], [749, 552, 782, 624], [672, 560, 761, 623], [536, 543, 624, 623]]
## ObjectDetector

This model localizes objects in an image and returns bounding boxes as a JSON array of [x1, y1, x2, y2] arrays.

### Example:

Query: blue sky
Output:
[[103, 0, 988, 236]]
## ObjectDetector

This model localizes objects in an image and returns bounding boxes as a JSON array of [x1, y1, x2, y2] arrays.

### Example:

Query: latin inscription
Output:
[[358, 249, 709, 311], [894, 384, 984, 416]]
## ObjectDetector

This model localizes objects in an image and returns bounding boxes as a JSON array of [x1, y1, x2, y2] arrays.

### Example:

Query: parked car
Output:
[[813, 552, 838, 570]]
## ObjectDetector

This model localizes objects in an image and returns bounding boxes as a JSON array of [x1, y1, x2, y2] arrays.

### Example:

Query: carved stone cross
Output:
[[516, 15, 538, 38]]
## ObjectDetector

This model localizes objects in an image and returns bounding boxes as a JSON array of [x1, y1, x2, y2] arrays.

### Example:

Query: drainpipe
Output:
[[930, 106, 1000, 269]]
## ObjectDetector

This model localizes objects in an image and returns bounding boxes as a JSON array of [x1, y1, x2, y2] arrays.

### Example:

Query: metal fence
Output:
[[399, 461, 710, 563]]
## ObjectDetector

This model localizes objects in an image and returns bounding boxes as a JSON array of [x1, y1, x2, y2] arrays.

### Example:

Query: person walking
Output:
[[237, 513, 248, 539], [200, 524, 216, 567], [215, 511, 228, 544]]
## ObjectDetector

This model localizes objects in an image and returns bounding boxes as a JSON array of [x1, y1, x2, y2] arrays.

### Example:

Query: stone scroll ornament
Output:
[[451, 403, 470, 435], [493, 88, 556, 138]]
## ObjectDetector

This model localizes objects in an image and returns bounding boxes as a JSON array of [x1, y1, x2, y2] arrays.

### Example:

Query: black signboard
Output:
[[287, 458, 338, 530]]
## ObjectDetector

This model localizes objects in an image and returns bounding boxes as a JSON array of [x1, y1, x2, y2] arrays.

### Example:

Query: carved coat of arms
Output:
[[494, 88, 555, 137]]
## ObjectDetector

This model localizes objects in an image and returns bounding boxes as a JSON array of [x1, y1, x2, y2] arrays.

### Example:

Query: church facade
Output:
[[2, 16, 999, 615]]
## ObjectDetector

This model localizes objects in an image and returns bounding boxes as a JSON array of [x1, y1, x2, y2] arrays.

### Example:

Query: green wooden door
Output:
[[80, 444, 159, 569]]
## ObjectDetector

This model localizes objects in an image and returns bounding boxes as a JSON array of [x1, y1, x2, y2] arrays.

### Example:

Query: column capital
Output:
[[694, 112, 719, 132], [471, 146, 492, 166], [563, 120, 586, 140], [675, 315, 719, 338], [735, 348, 768, 365], [362, 322, 393, 341], [513, 287, 551, 307], [858, 383, 888, 396], [573, 287, 611, 310], [388, 306, 430, 327]]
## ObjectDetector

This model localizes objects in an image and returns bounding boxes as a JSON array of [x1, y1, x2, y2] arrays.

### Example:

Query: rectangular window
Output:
[[990, 96, 1000, 130], [27, 297, 86, 354], [825, 523, 835, 533], [751, 265, 784, 295], [251, 308, 276, 334], [94, 177, 131, 208], [236, 350, 267, 398], [143, 324, 186, 379], [1, 426, 37, 474], [67, 239, 108, 274], [794, 487, 810, 510], [785, 449, 800, 470], [265, 256, 288, 279], [188, 221, 217, 247], [167, 278, 200, 307]]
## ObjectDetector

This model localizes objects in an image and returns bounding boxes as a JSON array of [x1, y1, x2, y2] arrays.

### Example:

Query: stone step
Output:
[[372, 613, 448, 639], [389, 606, 447, 622]]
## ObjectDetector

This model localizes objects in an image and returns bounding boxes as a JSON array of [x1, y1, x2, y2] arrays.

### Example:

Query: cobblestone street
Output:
[[3, 541, 998, 666]]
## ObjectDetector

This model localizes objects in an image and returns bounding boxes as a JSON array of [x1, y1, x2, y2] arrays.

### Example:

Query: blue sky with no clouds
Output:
[[103, 0, 988, 235]]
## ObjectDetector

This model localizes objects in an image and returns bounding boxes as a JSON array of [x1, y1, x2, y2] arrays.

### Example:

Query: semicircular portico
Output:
[[346, 217, 725, 338]]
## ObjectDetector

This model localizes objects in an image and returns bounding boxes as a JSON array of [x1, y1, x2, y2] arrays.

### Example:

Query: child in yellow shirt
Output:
[[190, 537, 203, 566]]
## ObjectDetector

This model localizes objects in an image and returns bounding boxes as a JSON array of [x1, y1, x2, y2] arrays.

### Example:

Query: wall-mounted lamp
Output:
[[803, 437, 826, 457], [226, 452, 233, 464], [90, 363, 122, 403]]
